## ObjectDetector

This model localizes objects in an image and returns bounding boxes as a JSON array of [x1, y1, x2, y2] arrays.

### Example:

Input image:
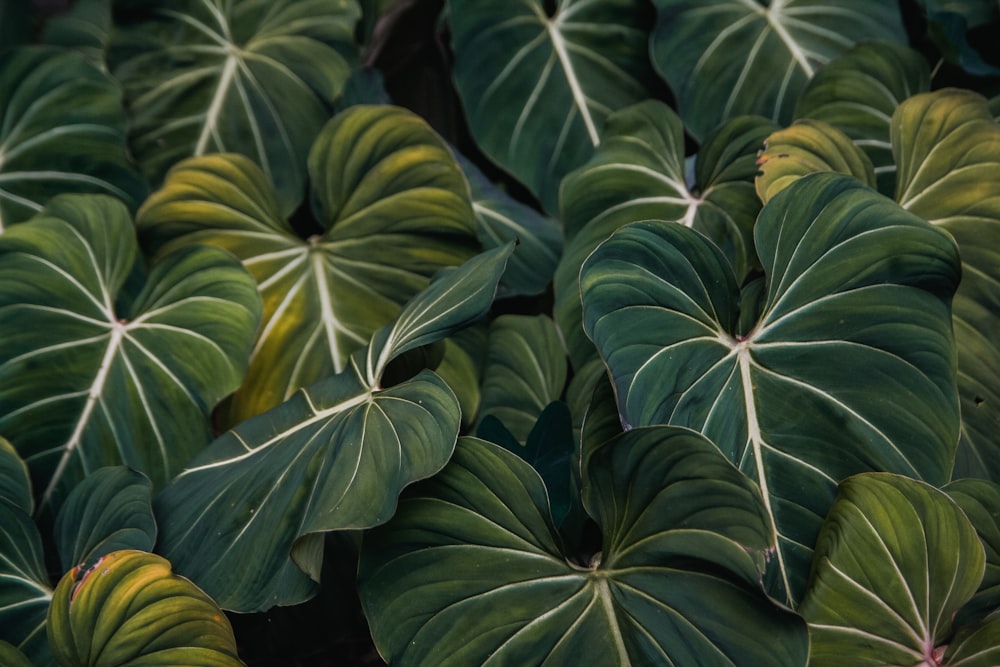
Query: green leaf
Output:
[[755, 118, 876, 203], [359, 431, 808, 666], [109, 0, 361, 211], [0, 194, 262, 512], [0, 46, 146, 230], [892, 90, 1000, 482], [42, 0, 112, 68], [946, 479, 1000, 626], [944, 611, 1000, 666], [476, 314, 568, 442], [795, 41, 930, 194], [0, 443, 51, 663], [555, 101, 776, 368], [800, 473, 984, 666], [916, 0, 1000, 76], [154, 245, 510, 612], [650, 0, 907, 141], [0, 641, 34, 667], [458, 152, 562, 298], [54, 467, 156, 573], [138, 105, 479, 425], [447, 0, 658, 212], [581, 173, 961, 604], [47, 550, 244, 667]]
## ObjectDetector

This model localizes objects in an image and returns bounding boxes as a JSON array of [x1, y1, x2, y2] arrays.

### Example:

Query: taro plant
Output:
[[2, 1, 1000, 665]]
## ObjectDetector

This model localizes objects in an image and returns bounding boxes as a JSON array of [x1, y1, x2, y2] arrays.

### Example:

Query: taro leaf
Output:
[[457, 152, 562, 298], [0, 641, 33, 667], [0, 194, 261, 513], [54, 467, 156, 573], [476, 314, 567, 442], [795, 41, 930, 194], [359, 431, 808, 666], [447, 0, 659, 213], [0, 440, 51, 662], [581, 173, 961, 605], [154, 244, 512, 612], [800, 473, 984, 666], [916, 0, 1000, 76], [946, 479, 1000, 626], [650, 0, 907, 142], [0, 46, 147, 230], [47, 550, 244, 667], [755, 118, 876, 204], [109, 0, 361, 212], [138, 105, 479, 426], [892, 90, 1000, 482], [555, 100, 776, 369], [42, 0, 112, 69]]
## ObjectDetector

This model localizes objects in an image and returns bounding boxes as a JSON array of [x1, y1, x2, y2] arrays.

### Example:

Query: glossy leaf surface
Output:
[[0, 194, 261, 511], [448, 0, 658, 212], [138, 105, 479, 425], [581, 173, 961, 604], [360, 431, 808, 666]]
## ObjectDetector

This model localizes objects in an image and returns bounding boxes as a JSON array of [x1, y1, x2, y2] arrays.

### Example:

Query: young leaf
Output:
[[0, 46, 146, 230], [447, 0, 659, 212], [47, 550, 245, 667], [359, 431, 808, 666], [0, 194, 262, 512], [581, 173, 961, 605], [138, 105, 480, 425], [800, 473, 985, 666], [649, 0, 907, 141], [54, 467, 156, 573], [108, 0, 361, 211], [154, 245, 511, 612]]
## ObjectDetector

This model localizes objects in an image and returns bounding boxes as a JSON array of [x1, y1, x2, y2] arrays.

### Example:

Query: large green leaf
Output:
[[795, 41, 930, 194], [359, 431, 808, 666], [580, 173, 961, 605], [800, 473, 985, 666], [109, 0, 360, 211], [47, 550, 244, 667], [154, 244, 512, 612], [650, 0, 906, 141], [476, 314, 568, 442], [447, 0, 658, 212], [947, 479, 1000, 626], [0, 441, 50, 663], [892, 90, 1000, 482], [0, 46, 146, 230], [138, 105, 479, 425], [0, 194, 261, 512], [54, 467, 156, 573], [555, 101, 776, 368]]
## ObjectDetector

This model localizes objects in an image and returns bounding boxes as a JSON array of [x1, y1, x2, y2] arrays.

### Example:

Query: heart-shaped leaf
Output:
[[0, 194, 261, 512], [794, 41, 930, 194], [359, 430, 808, 666], [154, 244, 511, 611], [476, 314, 568, 442], [756, 118, 876, 203], [138, 105, 479, 425], [581, 173, 961, 604], [0, 46, 146, 230], [54, 467, 156, 573], [800, 473, 984, 666], [447, 0, 659, 212], [47, 550, 244, 667], [650, 0, 907, 141], [109, 0, 360, 210], [555, 101, 776, 368]]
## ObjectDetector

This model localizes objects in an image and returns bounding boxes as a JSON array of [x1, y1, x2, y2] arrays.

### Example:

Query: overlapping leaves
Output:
[[581, 173, 961, 604], [154, 244, 512, 612], [138, 104, 479, 425], [0, 194, 261, 512], [360, 430, 808, 666]]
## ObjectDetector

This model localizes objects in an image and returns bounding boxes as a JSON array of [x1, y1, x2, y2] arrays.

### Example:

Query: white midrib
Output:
[[41, 324, 125, 509], [766, 6, 815, 78], [737, 343, 792, 602], [595, 577, 631, 665], [195, 51, 238, 155], [547, 19, 600, 147], [310, 249, 343, 373]]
